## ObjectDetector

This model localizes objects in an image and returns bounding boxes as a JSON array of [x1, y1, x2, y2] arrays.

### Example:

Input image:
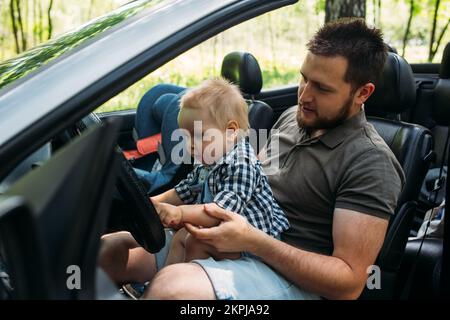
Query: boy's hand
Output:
[[152, 199, 183, 228]]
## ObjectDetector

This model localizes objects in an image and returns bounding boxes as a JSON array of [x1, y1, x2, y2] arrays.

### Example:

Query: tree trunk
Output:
[[32, 0, 36, 46], [429, 0, 440, 62], [432, 18, 450, 62], [371, 0, 381, 26], [9, 0, 20, 53], [47, 0, 53, 40], [38, 0, 43, 42], [25, 0, 29, 46], [1, 0, 5, 60], [15, 0, 27, 51], [325, 0, 366, 23], [377, 0, 381, 26], [402, 0, 414, 57], [372, 0, 376, 25], [267, 13, 277, 72]]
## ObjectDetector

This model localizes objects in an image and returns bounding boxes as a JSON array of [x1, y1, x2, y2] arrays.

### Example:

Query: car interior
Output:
[[0, 34, 449, 299], [103, 44, 450, 299]]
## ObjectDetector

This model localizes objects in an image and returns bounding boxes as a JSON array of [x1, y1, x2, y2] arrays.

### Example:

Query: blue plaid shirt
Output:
[[175, 137, 289, 237]]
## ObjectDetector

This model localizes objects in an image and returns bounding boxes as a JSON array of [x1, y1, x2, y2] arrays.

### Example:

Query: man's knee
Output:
[[143, 263, 215, 300]]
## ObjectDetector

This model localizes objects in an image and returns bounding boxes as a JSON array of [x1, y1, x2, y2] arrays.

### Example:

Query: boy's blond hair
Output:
[[180, 78, 250, 131]]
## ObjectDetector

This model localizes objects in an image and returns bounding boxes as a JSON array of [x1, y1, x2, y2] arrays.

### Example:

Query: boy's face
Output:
[[178, 106, 232, 165]]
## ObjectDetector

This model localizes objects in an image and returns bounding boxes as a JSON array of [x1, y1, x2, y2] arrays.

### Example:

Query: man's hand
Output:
[[152, 199, 183, 228], [184, 203, 258, 253]]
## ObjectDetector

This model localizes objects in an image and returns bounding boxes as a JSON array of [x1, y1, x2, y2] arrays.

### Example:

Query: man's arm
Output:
[[185, 204, 388, 300], [251, 208, 388, 299]]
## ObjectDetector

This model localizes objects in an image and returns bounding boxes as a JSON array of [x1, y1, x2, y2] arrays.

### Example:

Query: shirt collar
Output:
[[214, 136, 250, 166], [318, 109, 367, 149]]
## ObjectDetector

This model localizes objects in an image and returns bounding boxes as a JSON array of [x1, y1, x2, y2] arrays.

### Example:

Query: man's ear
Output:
[[355, 83, 375, 105]]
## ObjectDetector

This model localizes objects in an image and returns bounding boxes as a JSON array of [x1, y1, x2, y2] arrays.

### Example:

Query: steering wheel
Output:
[[76, 113, 165, 253]]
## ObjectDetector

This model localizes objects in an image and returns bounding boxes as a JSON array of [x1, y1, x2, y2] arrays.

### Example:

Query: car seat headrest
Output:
[[221, 51, 263, 96], [365, 52, 416, 114], [433, 78, 450, 125], [386, 44, 398, 54], [440, 42, 450, 79], [430, 42, 450, 125]]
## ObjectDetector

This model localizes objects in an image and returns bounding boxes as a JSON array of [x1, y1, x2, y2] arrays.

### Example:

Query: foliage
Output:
[[1, 0, 450, 113]]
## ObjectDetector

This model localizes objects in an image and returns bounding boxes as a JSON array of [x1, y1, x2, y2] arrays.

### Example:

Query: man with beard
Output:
[[100, 18, 405, 300]]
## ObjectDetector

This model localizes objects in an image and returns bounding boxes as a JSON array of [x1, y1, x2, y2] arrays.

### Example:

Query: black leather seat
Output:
[[359, 52, 434, 299], [416, 42, 450, 210], [221, 52, 274, 152], [396, 43, 450, 299]]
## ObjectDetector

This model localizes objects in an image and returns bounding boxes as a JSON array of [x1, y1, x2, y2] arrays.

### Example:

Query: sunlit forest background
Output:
[[1, 0, 449, 113]]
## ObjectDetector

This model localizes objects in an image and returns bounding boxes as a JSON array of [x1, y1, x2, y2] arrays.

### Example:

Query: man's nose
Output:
[[298, 83, 313, 104]]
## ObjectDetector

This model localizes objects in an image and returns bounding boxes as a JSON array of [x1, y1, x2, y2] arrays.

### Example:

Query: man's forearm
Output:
[[249, 230, 365, 300], [180, 204, 221, 228]]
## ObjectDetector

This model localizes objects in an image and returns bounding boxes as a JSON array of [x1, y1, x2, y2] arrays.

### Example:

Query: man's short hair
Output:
[[307, 18, 387, 90], [180, 77, 250, 130]]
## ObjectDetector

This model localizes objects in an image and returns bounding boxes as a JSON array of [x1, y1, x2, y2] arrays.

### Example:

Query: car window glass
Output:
[[95, 3, 314, 113], [0, 0, 169, 91]]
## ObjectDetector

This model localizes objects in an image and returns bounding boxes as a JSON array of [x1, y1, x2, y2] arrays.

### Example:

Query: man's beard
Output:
[[297, 95, 354, 131]]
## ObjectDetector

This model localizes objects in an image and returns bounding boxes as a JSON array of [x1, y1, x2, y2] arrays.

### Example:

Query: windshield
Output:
[[0, 0, 170, 91]]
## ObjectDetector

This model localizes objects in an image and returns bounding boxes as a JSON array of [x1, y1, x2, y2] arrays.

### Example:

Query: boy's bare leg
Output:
[[184, 233, 241, 261], [98, 231, 157, 285], [165, 228, 189, 266]]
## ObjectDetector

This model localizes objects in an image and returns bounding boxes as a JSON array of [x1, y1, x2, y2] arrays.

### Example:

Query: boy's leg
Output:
[[165, 228, 188, 266], [135, 84, 185, 139], [134, 84, 185, 174], [184, 233, 240, 262], [98, 231, 157, 286]]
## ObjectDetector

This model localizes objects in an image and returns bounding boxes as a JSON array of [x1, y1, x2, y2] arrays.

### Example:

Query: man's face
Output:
[[297, 52, 358, 130]]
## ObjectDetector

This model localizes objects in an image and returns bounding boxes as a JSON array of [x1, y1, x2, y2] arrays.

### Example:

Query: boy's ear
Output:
[[226, 120, 239, 131]]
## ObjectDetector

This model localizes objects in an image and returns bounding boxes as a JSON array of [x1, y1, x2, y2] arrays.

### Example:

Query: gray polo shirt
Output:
[[259, 106, 405, 256]]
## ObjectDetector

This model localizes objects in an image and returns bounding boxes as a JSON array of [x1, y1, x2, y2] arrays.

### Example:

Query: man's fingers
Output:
[[185, 223, 216, 240], [203, 203, 233, 221]]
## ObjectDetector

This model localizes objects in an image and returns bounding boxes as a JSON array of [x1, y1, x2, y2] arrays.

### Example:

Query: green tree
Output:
[[325, 0, 366, 23], [429, 0, 450, 62], [402, 0, 419, 57]]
